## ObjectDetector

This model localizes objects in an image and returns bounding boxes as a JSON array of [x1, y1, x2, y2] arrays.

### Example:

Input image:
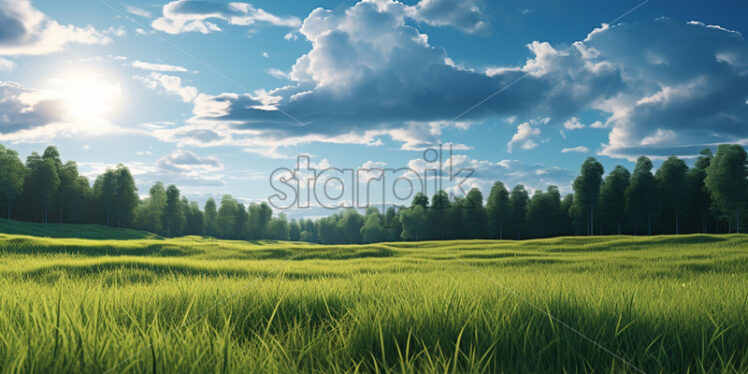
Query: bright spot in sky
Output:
[[43, 72, 122, 122]]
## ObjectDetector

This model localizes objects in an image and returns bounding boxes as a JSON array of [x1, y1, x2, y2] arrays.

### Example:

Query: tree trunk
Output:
[[499, 213, 503, 240], [736, 206, 741, 234], [6, 190, 10, 219], [675, 208, 679, 235], [647, 211, 652, 236], [617, 220, 621, 235]]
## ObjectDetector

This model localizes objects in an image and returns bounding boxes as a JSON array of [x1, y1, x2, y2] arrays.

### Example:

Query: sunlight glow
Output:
[[43, 72, 122, 122]]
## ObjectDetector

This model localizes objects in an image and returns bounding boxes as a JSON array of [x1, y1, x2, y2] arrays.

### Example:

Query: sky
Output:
[[0, 0, 746, 218]]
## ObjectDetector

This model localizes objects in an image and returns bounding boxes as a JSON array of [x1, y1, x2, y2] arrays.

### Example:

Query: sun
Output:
[[44, 72, 122, 122]]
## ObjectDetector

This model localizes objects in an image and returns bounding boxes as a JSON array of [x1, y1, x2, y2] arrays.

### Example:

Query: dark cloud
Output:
[[0, 81, 66, 135]]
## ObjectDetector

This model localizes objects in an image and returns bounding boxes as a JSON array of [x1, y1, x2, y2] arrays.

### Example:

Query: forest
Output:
[[1, 144, 746, 243]]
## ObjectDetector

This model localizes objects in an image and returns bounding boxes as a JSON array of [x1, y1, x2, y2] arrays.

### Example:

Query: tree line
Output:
[[1, 144, 746, 243]]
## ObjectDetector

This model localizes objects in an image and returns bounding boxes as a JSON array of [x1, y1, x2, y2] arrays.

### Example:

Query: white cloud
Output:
[[152, 0, 301, 34], [126, 5, 152, 18], [135, 73, 198, 102], [0, 0, 117, 55], [0, 58, 15, 72], [507, 122, 541, 152], [405, 0, 489, 34], [132, 60, 189, 72], [561, 146, 589, 153]]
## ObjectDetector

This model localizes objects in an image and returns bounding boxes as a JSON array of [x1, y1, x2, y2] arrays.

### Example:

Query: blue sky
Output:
[[1, 0, 746, 217]]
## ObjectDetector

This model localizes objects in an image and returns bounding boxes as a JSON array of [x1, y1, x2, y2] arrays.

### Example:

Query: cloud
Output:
[[0, 78, 136, 142], [408, 154, 577, 195], [147, 1, 747, 161], [0, 57, 14, 72], [126, 5, 152, 18], [0, 0, 116, 55], [80, 151, 226, 189], [132, 60, 189, 72], [135, 73, 198, 102], [171, 0, 621, 152], [155, 149, 223, 172], [152, 0, 301, 34], [405, 0, 489, 34], [562, 146, 589, 153], [585, 19, 748, 159]]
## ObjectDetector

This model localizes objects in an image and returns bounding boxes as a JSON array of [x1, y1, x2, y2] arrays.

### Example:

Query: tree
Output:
[[183, 199, 204, 235], [526, 186, 563, 238], [599, 165, 630, 235], [93, 169, 116, 226], [656, 156, 688, 234], [360, 207, 385, 243], [137, 182, 167, 234], [571, 157, 604, 236], [216, 195, 239, 239], [412, 192, 429, 208], [428, 190, 451, 240], [686, 149, 713, 233], [463, 188, 488, 239], [163, 185, 184, 236], [400, 205, 426, 241], [705, 145, 748, 233], [337, 209, 363, 244], [113, 165, 138, 227], [289, 219, 301, 241], [384, 206, 402, 242], [625, 157, 656, 235], [27, 157, 60, 223], [204, 198, 218, 237], [486, 182, 510, 239], [0, 146, 25, 219], [508, 185, 529, 240]]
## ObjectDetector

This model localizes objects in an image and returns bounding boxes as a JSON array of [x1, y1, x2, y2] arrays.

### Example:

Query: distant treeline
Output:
[[0, 144, 746, 242]]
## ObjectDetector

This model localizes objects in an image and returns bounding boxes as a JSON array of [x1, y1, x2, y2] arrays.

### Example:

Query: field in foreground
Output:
[[0, 219, 746, 373]]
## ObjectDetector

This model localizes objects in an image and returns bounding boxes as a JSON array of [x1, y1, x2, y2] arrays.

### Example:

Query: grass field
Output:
[[0, 218, 746, 373]]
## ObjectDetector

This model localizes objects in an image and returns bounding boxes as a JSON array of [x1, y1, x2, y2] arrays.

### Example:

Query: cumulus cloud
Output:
[[152, 0, 301, 34], [135, 73, 198, 102], [155, 149, 223, 172], [171, 0, 621, 152], [142, 0, 748, 161], [507, 122, 541, 152], [0, 0, 116, 55], [405, 0, 489, 34]]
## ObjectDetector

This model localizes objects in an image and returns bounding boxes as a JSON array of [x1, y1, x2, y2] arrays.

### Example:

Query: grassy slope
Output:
[[0, 220, 746, 373]]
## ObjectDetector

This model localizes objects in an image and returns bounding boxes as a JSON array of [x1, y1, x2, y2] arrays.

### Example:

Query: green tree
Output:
[[163, 185, 184, 236], [705, 144, 748, 233], [0, 145, 26, 219], [686, 149, 713, 233], [486, 181, 510, 239], [599, 165, 630, 235], [462, 188, 488, 239], [400, 205, 426, 241], [138, 182, 166, 234], [288, 219, 301, 241], [27, 157, 60, 223], [625, 157, 656, 235], [571, 157, 604, 236], [656, 156, 689, 234], [428, 190, 451, 240], [360, 206, 385, 243], [217, 195, 239, 239], [526, 186, 563, 238], [183, 199, 204, 235], [508, 185, 529, 240], [203, 198, 218, 237]]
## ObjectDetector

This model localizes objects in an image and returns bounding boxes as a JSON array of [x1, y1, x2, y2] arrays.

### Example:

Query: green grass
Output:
[[0, 220, 746, 373]]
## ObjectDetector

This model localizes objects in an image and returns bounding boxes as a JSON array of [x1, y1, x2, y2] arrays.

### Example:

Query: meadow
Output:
[[0, 218, 746, 373]]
